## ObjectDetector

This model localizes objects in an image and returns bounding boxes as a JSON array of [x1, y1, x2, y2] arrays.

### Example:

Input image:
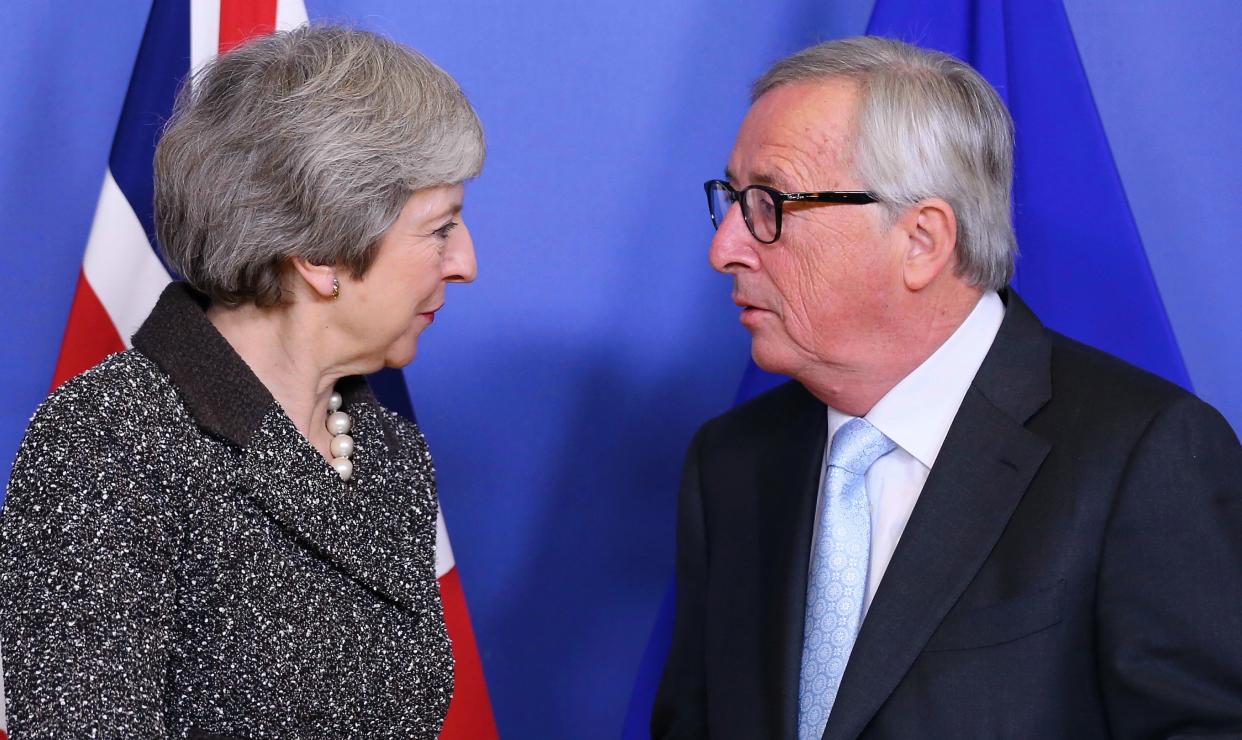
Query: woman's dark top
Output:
[[0, 283, 453, 738]]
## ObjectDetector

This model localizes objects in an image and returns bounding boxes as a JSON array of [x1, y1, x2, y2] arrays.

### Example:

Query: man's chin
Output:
[[750, 340, 797, 379]]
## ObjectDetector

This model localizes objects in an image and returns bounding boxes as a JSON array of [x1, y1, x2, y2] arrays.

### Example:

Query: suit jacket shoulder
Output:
[[697, 380, 821, 450], [1045, 328, 1202, 421]]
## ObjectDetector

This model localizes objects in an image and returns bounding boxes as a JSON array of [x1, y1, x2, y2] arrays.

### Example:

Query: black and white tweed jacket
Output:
[[0, 283, 454, 738]]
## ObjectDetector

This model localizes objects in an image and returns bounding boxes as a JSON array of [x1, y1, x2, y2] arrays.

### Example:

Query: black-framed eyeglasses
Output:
[[704, 179, 879, 244]]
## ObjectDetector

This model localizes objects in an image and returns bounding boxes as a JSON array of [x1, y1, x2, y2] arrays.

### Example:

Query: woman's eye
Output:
[[432, 221, 459, 239]]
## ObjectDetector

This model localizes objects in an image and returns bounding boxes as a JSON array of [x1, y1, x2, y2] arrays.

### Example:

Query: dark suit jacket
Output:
[[653, 292, 1242, 739]]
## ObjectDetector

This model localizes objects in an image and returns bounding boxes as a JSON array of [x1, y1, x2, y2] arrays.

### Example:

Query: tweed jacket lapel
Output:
[[132, 282, 434, 613], [820, 291, 1054, 740], [237, 401, 435, 613]]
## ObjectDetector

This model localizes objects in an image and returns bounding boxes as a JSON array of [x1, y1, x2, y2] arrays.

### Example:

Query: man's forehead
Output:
[[727, 78, 859, 189], [723, 162, 805, 191]]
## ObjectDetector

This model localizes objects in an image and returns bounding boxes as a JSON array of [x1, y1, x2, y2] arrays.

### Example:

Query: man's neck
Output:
[[799, 285, 985, 416]]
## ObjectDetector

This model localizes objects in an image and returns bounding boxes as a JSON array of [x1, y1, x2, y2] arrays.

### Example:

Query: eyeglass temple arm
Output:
[[784, 191, 877, 203]]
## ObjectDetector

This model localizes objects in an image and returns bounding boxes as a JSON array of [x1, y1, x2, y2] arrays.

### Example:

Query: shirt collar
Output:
[[826, 291, 1005, 468]]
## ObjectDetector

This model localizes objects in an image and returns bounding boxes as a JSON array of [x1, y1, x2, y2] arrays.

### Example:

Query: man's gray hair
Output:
[[754, 36, 1015, 291], [155, 24, 485, 306]]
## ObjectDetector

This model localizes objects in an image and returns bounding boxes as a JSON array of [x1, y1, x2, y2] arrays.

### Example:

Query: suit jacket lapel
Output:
[[823, 292, 1054, 739], [755, 385, 828, 740]]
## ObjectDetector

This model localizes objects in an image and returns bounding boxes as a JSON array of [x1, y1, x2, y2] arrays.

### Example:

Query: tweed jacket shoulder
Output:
[[0, 284, 454, 739]]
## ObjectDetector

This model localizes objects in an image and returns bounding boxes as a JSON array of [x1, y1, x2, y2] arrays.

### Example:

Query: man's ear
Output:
[[289, 257, 338, 299], [898, 198, 958, 291]]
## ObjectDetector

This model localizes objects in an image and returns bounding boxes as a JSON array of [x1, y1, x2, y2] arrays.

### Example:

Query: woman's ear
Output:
[[289, 257, 338, 300], [899, 197, 959, 291]]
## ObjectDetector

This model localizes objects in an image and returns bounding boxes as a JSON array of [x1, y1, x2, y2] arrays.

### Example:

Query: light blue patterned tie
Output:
[[798, 417, 895, 740]]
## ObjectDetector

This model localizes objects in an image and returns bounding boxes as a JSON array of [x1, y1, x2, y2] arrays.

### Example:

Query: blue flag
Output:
[[866, 0, 1191, 388]]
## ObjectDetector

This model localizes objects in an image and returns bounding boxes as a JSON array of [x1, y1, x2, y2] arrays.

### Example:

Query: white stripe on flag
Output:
[[81, 171, 171, 348], [189, 0, 222, 76], [275, 0, 309, 31], [435, 509, 455, 579]]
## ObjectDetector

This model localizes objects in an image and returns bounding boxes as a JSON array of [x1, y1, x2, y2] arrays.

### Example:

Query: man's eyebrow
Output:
[[751, 170, 787, 189], [723, 168, 787, 189]]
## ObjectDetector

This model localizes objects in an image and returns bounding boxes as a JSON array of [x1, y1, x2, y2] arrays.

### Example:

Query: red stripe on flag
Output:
[[50, 271, 126, 391], [218, 0, 277, 53], [439, 568, 499, 739]]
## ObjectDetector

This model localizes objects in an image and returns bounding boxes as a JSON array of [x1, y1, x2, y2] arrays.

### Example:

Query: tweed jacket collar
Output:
[[130, 283, 433, 613], [131, 282, 374, 448]]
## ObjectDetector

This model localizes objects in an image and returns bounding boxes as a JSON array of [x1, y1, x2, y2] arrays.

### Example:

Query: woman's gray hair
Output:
[[155, 24, 485, 306], [753, 37, 1016, 291]]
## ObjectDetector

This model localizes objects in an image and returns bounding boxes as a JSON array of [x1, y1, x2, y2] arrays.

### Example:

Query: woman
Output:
[[0, 25, 482, 738]]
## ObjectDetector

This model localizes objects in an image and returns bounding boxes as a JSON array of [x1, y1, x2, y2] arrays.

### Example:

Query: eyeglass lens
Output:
[[708, 183, 733, 230], [742, 187, 778, 242], [707, 182, 778, 243]]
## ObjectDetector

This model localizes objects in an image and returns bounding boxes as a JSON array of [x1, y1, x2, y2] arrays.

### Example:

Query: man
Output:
[[653, 37, 1242, 739]]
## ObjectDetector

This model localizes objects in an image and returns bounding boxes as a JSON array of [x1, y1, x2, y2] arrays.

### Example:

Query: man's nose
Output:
[[708, 202, 760, 274]]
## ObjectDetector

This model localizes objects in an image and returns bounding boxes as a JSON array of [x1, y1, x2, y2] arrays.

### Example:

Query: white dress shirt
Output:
[[811, 291, 1005, 618]]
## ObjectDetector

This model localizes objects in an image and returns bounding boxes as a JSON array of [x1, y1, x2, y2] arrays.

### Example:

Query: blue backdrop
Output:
[[2, 2, 1239, 736]]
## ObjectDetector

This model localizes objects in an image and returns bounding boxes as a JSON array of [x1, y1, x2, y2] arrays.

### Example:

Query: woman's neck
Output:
[[206, 300, 344, 460]]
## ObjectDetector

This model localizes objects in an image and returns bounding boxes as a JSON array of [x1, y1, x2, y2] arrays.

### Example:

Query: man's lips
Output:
[[733, 295, 772, 312], [734, 297, 773, 327]]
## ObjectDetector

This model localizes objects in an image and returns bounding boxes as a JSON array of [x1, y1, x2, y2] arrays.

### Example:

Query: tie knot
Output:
[[827, 417, 895, 474]]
